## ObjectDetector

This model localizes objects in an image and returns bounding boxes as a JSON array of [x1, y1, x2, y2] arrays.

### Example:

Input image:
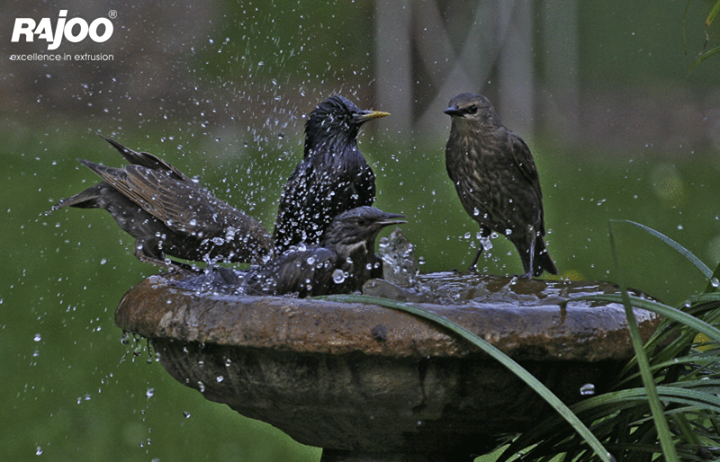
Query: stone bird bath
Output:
[[115, 270, 660, 462]]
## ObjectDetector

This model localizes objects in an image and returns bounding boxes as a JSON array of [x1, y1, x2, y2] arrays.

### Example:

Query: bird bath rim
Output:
[[116, 272, 659, 362], [115, 272, 662, 459]]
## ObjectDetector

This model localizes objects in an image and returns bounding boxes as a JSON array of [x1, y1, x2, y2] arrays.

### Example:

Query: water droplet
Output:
[[183, 411, 191, 418], [36, 446, 43, 455], [146, 388, 155, 398], [464, 232, 471, 240], [306, 256, 316, 265], [216, 375, 224, 383], [332, 269, 346, 284], [712, 278, 719, 288], [33, 334, 42, 342], [580, 383, 595, 396]]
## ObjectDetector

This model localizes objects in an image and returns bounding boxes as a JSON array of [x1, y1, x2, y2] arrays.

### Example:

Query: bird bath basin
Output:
[[115, 271, 660, 461]]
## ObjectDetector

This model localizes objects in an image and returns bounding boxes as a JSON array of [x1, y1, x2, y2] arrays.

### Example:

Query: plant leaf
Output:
[[612, 219, 712, 279], [315, 293, 614, 462], [706, 0, 720, 27], [608, 221, 680, 462], [690, 44, 720, 72]]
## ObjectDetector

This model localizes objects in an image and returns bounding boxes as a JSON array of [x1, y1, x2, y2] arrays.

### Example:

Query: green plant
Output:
[[684, 0, 720, 71], [320, 219, 720, 461], [495, 221, 720, 461]]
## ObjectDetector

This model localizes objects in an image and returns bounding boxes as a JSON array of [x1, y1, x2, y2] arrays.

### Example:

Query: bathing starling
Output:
[[272, 95, 389, 253], [444, 93, 557, 277], [246, 206, 405, 297], [47, 136, 272, 271]]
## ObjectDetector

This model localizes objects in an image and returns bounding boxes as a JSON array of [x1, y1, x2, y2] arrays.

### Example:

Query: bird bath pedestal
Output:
[[115, 272, 661, 461]]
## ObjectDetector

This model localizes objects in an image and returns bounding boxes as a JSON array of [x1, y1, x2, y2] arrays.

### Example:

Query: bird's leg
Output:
[[133, 239, 197, 274], [522, 234, 536, 279], [468, 248, 483, 272], [468, 226, 492, 272]]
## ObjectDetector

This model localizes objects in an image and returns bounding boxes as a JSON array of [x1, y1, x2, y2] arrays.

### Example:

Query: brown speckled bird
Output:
[[444, 93, 557, 277], [247, 206, 405, 297], [47, 136, 272, 271]]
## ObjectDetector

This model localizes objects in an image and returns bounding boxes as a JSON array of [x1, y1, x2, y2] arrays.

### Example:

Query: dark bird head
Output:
[[321, 206, 406, 255], [304, 95, 389, 156], [444, 93, 501, 134]]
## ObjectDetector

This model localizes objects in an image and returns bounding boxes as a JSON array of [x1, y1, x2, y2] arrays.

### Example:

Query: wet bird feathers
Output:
[[49, 136, 272, 268], [248, 206, 404, 297], [444, 93, 556, 277], [272, 95, 383, 252]]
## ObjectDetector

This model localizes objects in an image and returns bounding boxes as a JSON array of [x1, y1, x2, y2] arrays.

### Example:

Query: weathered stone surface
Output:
[[115, 272, 661, 456]]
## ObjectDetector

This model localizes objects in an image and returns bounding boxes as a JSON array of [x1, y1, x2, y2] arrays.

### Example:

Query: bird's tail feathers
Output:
[[532, 237, 557, 277], [45, 184, 103, 214]]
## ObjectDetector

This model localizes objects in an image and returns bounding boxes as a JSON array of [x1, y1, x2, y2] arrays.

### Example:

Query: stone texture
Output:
[[115, 272, 661, 457]]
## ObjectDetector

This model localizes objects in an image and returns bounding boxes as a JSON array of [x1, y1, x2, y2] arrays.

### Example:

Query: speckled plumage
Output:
[[444, 93, 557, 277], [272, 95, 389, 253], [248, 206, 405, 297], [47, 136, 272, 271]]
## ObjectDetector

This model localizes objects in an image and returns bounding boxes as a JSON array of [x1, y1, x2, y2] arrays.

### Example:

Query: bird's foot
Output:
[[167, 260, 201, 275]]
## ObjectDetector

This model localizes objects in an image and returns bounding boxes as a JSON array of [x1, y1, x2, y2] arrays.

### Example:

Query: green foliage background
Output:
[[1, 1, 720, 461]]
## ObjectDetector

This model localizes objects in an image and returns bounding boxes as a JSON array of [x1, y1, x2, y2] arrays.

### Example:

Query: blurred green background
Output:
[[2, 1, 720, 461]]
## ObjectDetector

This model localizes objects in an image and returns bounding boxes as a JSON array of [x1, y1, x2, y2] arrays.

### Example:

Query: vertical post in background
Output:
[[374, 0, 413, 146], [497, 1, 535, 139], [542, 0, 580, 142]]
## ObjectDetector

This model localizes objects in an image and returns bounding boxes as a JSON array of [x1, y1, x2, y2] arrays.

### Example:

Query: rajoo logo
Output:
[[11, 10, 114, 51]]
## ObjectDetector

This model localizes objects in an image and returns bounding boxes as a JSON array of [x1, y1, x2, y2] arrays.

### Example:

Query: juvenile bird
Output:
[[272, 95, 389, 252], [47, 136, 272, 271], [247, 206, 405, 297], [444, 93, 557, 277]]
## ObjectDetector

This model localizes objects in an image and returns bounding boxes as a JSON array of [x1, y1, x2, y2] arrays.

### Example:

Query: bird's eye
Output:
[[467, 105, 478, 115]]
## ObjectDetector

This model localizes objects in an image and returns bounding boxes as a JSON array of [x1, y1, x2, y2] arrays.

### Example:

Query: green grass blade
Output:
[[612, 219, 712, 278], [315, 293, 614, 462], [704, 261, 720, 293], [690, 44, 720, 72], [706, 0, 720, 27], [609, 221, 679, 462], [573, 386, 720, 413]]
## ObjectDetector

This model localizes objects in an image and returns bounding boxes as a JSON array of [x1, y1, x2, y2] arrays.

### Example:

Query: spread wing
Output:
[[100, 135, 191, 182], [79, 160, 222, 236]]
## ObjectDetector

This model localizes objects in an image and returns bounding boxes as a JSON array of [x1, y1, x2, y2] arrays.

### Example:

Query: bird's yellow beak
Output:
[[355, 110, 390, 123]]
